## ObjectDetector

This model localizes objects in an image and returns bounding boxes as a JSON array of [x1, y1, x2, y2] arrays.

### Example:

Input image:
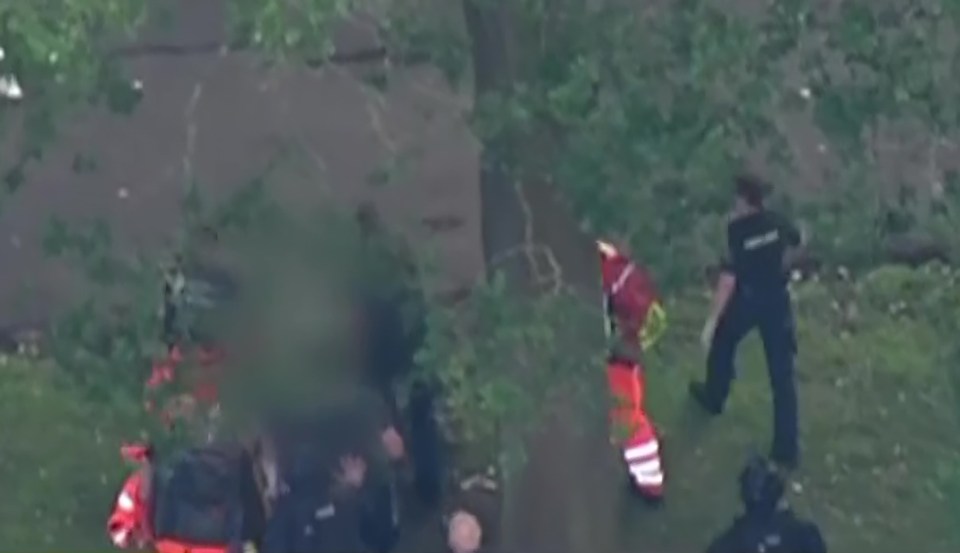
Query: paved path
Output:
[[0, 0, 483, 325]]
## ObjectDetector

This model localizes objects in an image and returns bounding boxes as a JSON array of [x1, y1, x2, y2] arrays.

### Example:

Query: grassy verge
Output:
[[632, 266, 960, 553], [0, 359, 147, 552], [1, 266, 958, 552]]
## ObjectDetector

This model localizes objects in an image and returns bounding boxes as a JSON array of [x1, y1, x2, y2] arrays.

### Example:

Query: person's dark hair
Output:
[[739, 456, 784, 513], [734, 174, 770, 209]]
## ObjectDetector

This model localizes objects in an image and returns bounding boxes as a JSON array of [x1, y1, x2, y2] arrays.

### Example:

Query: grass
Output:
[[1, 266, 959, 552], [630, 267, 960, 553], [0, 359, 148, 552]]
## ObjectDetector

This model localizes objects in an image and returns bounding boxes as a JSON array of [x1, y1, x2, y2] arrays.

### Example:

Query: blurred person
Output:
[[705, 456, 826, 553], [689, 175, 804, 469]]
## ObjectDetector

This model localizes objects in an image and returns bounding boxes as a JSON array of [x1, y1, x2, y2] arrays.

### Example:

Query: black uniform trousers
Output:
[[705, 288, 798, 463]]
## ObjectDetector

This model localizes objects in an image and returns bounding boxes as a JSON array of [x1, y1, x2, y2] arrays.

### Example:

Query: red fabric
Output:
[[106, 470, 152, 548], [607, 359, 647, 433], [191, 380, 220, 405], [192, 346, 224, 405], [144, 345, 224, 427], [146, 362, 175, 390], [154, 540, 229, 553], [606, 359, 664, 498], [600, 251, 660, 348], [120, 444, 152, 464]]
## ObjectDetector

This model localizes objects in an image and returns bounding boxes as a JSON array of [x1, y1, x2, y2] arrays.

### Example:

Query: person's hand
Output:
[[447, 510, 482, 553], [337, 455, 367, 488], [701, 318, 717, 351], [381, 426, 405, 460]]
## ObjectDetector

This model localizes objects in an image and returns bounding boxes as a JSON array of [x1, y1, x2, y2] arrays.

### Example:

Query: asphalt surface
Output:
[[0, 0, 483, 325]]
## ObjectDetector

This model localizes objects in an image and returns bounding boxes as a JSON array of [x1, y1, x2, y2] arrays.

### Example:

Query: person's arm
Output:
[[777, 213, 805, 270], [702, 270, 736, 349], [703, 222, 739, 348], [709, 271, 736, 323]]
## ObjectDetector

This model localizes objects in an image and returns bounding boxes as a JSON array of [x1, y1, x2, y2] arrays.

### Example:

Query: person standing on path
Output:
[[689, 174, 804, 469]]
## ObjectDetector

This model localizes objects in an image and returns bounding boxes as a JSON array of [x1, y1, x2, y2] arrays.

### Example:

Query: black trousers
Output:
[[705, 290, 798, 462]]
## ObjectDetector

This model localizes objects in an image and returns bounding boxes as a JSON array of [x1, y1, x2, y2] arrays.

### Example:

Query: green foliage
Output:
[[380, 0, 470, 85], [3, 1, 960, 550], [227, 0, 354, 61], [38, 216, 162, 401], [0, 0, 147, 187], [0, 0, 146, 100], [416, 272, 604, 458], [435, 0, 960, 280]]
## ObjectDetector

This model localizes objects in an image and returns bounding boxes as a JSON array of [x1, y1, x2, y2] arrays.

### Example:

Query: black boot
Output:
[[688, 382, 723, 415]]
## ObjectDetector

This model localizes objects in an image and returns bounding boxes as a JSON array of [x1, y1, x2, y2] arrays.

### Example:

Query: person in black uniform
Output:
[[689, 174, 803, 468], [705, 456, 826, 553]]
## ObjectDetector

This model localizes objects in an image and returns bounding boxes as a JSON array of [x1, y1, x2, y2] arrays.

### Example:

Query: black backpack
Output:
[[151, 445, 249, 546]]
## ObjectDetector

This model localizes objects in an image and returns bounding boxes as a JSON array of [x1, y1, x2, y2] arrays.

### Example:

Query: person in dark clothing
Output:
[[259, 394, 404, 553], [706, 456, 826, 553], [259, 416, 366, 553], [260, 453, 371, 553], [321, 391, 404, 553], [689, 174, 804, 469], [149, 443, 259, 553]]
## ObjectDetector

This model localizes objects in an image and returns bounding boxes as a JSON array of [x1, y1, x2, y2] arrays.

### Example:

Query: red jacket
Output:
[[597, 241, 665, 350], [107, 469, 151, 548]]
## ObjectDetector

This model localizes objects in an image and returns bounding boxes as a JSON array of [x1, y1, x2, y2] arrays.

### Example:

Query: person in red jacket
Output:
[[107, 443, 155, 549], [597, 240, 667, 502]]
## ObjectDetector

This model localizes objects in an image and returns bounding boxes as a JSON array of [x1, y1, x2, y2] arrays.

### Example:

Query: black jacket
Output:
[[706, 508, 826, 553], [260, 398, 398, 553], [260, 482, 368, 553]]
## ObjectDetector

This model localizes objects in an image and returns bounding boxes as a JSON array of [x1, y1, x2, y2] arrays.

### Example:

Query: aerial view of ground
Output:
[[1, 1, 959, 552]]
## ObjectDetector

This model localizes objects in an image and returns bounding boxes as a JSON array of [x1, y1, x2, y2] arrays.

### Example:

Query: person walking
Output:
[[597, 240, 668, 501], [689, 174, 804, 469]]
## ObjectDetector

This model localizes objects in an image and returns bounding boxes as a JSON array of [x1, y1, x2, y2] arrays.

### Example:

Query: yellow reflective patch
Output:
[[640, 301, 667, 350]]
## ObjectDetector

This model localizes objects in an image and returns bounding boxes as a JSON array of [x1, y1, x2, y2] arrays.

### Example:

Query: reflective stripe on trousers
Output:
[[624, 439, 664, 487], [607, 361, 665, 495]]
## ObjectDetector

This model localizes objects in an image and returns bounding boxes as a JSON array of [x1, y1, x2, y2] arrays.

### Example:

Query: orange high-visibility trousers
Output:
[[607, 359, 664, 498]]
